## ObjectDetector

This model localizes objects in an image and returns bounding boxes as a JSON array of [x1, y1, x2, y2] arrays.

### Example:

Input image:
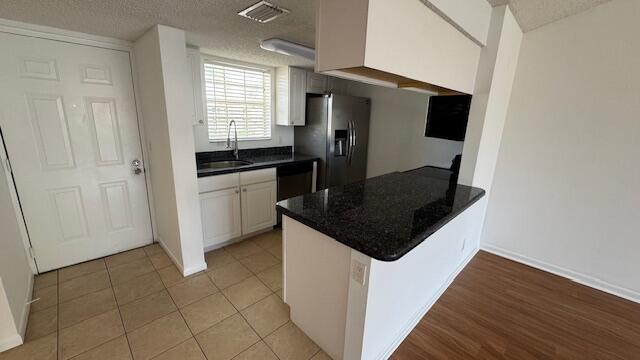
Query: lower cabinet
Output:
[[200, 187, 242, 247], [241, 181, 277, 234], [198, 169, 277, 250]]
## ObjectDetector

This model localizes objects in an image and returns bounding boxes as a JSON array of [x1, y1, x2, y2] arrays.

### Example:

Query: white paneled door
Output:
[[0, 33, 153, 272]]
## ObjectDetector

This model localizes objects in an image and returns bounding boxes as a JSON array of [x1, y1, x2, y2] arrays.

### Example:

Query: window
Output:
[[203, 60, 272, 141]]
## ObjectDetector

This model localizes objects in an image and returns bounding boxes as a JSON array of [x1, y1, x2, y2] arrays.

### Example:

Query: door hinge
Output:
[[28, 246, 36, 259]]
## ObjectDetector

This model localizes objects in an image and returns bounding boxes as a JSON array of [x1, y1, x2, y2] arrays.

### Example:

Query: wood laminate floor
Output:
[[392, 251, 640, 360]]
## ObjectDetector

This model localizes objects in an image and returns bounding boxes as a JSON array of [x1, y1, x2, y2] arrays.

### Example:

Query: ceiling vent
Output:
[[238, 1, 290, 23]]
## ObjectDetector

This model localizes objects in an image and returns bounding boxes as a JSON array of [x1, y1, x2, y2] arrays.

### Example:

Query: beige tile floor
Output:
[[0, 230, 333, 360]]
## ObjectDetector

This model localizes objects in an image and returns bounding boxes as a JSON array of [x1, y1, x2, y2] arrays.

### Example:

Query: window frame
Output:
[[201, 55, 276, 143]]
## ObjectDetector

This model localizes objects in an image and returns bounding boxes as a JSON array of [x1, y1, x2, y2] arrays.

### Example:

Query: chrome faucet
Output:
[[226, 120, 239, 159]]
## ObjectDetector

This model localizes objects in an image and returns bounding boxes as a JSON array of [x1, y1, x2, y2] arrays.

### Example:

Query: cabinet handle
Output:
[[235, 189, 239, 194], [242, 188, 247, 192]]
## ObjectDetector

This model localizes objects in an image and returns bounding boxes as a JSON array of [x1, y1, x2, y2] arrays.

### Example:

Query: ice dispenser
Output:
[[334, 130, 347, 156]]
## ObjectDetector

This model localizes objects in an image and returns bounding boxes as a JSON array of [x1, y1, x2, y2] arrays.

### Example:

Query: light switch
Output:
[[352, 260, 367, 285]]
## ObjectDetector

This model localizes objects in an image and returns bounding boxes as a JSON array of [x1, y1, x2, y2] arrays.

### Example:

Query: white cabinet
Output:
[[276, 67, 349, 126], [186, 47, 205, 126], [315, 0, 480, 94], [198, 168, 277, 249], [327, 76, 348, 94], [276, 66, 307, 126], [200, 187, 242, 248], [306, 72, 328, 94], [241, 181, 277, 234]]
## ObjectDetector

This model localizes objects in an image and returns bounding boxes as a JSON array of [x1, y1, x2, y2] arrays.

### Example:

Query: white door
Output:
[[241, 181, 277, 234], [0, 33, 153, 272], [200, 187, 242, 249]]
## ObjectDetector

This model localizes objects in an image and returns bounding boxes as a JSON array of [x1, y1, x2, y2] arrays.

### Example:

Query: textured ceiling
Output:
[[487, 0, 613, 32], [0, 0, 316, 67], [0, 0, 615, 66]]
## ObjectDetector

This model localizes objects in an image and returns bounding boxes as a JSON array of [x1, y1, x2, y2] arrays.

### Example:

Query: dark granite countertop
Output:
[[196, 146, 319, 177], [276, 168, 485, 261]]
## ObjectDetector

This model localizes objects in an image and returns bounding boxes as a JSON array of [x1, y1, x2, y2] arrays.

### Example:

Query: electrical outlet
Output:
[[352, 260, 367, 285]]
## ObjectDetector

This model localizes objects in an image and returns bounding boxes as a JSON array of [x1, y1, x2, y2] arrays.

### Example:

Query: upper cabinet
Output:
[[315, 0, 482, 95], [276, 66, 350, 126], [327, 77, 348, 95], [306, 72, 327, 94], [186, 47, 205, 126], [276, 66, 307, 126]]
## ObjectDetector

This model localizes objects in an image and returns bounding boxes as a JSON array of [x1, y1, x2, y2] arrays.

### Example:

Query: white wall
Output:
[[459, 6, 523, 194], [361, 199, 484, 360], [346, 81, 464, 178], [133, 25, 206, 276], [420, 0, 492, 45], [482, 0, 640, 301], [283, 216, 352, 360], [283, 199, 485, 360], [0, 156, 32, 351]]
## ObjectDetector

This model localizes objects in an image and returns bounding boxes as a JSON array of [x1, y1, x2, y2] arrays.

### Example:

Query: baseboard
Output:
[[482, 243, 640, 304], [376, 248, 480, 360], [203, 227, 274, 253], [17, 273, 34, 339], [0, 268, 34, 353], [0, 334, 23, 353], [0, 274, 31, 353], [156, 237, 183, 272], [183, 262, 208, 277], [157, 237, 208, 277]]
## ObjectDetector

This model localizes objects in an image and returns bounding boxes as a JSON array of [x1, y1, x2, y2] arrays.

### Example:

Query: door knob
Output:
[[131, 159, 143, 175]]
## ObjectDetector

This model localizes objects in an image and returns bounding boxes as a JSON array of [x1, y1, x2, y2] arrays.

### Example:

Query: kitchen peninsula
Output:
[[276, 167, 485, 360]]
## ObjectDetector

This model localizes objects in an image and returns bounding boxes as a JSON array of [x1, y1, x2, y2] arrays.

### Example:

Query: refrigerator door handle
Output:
[[351, 120, 357, 148], [347, 120, 354, 165], [347, 121, 351, 165]]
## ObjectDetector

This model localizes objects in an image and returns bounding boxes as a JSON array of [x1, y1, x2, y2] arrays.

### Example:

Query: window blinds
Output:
[[203, 61, 272, 141]]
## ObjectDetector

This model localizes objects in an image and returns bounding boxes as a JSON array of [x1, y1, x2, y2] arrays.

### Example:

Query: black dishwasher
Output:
[[276, 162, 313, 225]]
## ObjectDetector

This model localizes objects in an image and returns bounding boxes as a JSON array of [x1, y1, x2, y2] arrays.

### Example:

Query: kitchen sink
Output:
[[199, 160, 253, 169]]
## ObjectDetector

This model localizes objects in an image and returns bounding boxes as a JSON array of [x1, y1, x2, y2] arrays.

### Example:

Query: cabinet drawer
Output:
[[198, 173, 239, 193], [240, 168, 276, 186]]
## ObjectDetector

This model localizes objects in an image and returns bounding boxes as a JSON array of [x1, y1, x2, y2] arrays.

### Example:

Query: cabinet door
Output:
[[327, 76, 348, 94], [290, 67, 307, 126], [275, 66, 290, 126], [306, 72, 327, 94], [241, 181, 277, 234], [186, 48, 205, 126], [200, 187, 242, 248]]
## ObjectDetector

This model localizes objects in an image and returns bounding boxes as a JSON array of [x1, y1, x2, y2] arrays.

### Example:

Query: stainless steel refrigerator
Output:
[[294, 93, 371, 190]]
